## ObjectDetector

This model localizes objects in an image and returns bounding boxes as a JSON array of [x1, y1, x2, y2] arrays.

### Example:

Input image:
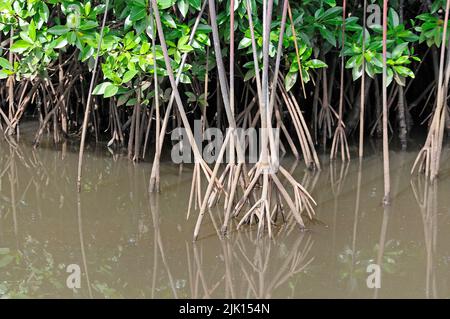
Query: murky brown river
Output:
[[1, 136, 450, 299]]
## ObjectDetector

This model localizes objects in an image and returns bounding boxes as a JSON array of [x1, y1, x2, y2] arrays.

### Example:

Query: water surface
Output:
[[1, 137, 450, 298]]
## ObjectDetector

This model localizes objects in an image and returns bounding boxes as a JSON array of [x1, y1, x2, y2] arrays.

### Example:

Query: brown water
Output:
[[1, 137, 450, 299]]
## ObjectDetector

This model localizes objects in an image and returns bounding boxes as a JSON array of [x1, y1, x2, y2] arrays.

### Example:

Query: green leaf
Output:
[[387, 68, 394, 87], [393, 65, 415, 78], [93, 4, 107, 15], [126, 98, 137, 106], [395, 56, 410, 65], [158, 0, 176, 9], [180, 73, 191, 84], [370, 24, 382, 33], [306, 59, 328, 69], [53, 36, 68, 49], [93, 82, 113, 95], [392, 43, 409, 59], [10, 40, 32, 53], [79, 20, 98, 31], [0, 70, 9, 79], [177, 0, 189, 18], [238, 37, 252, 50], [345, 55, 361, 69], [365, 62, 377, 78], [320, 7, 342, 22], [13, 1, 22, 17], [244, 68, 255, 81], [39, 2, 50, 23], [431, 0, 441, 13], [285, 72, 298, 92], [48, 25, 70, 35], [371, 54, 384, 68], [29, 20, 36, 41], [197, 24, 212, 33], [140, 42, 150, 54], [162, 13, 177, 28], [0, 248, 10, 255], [394, 73, 406, 86], [352, 65, 363, 81], [85, 2, 92, 15], [0, 57, 13, 70], [67, 31, 77, 44], [185, 91, 197, 102], [130, 5, 147, 22], [188, 0, 201, 10], [178, 44, 193, 53], [388, 8, 400, 28], [80, 45, 94, 62], [104, 84, 119, 98], [178, 35, 189, 47], [20, 31, 34, 45], [117, 93, 130, 106], [319, 28, 336, 47], [132, 0, 146, 7], [122, 69, 138, 83]]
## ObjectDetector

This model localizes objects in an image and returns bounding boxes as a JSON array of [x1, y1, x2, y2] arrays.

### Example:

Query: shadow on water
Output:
[[1, 137, 450, 298]]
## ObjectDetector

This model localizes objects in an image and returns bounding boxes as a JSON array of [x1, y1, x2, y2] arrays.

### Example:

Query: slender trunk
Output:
[[397, 85, 408, 149], [374, 77, 382, 137], [133, 84, 142, 161], [59, 55, 68, 136], [150, 0, 210, 167], [148, 0, 208, 192], [287, 1, 306, 98], [359, 0, 367, 158], [128, 99, 137, 159], [330, 0, 350, 161], [396, 0, 407, 150], [77, 0, 110, 191], [149, 3, 161, 193], [7, 29, 15, 135], [382, 0, 391, 204]]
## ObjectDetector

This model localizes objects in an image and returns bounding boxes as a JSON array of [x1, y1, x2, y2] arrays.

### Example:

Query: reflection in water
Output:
[[411, 177, 438, 299], [373, 205, 389, 299], [149, 194, 178, 298], [187, 220, 314, 299], [1, 138, 450, 298], [329, 160, 349, 287], [76, 193, 93, 298], [349, 160, 362, 293]]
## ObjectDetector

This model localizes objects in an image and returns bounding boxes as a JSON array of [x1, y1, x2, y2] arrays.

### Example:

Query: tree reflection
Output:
[[411, 176, 438, 299]]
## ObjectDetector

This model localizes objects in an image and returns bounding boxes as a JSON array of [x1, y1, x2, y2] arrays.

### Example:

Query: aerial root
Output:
[[330, 125, 350, 162], [231, 163, 316, 238], [411, 128, 440, 179]]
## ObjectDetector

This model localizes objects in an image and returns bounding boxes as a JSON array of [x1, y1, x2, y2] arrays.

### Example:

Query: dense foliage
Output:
[[0, 1, 446, 135]]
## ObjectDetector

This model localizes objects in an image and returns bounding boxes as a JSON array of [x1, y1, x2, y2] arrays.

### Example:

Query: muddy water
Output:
[[0, 137, 450, 299]]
